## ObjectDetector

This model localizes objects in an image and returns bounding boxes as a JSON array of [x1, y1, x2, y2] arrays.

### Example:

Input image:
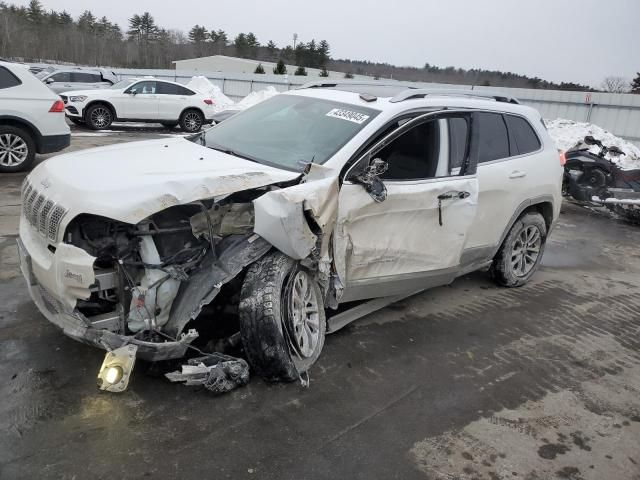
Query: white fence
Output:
[[110, 67, 640, 146]]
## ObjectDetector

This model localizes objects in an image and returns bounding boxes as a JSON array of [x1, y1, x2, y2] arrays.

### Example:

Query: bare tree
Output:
[[601, 76, 630, 93]]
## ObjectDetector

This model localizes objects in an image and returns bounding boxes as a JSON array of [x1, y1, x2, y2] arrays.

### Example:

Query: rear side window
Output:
[[0, 67, 22, 89], [71, 72, 102, 82], [476, 112, 509, 163], [50, 72, 71, 82], [157, 82, 195, 95], [448, 117, 468, 170], [505, 115, 541, 155]]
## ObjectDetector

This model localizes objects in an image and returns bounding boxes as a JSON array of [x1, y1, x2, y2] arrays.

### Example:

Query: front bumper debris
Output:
[[165, 354, 250, 394]]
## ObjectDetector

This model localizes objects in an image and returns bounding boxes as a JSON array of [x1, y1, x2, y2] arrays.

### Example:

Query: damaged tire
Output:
[[491, 212, 547, 288], [239, 251, 326, 382]]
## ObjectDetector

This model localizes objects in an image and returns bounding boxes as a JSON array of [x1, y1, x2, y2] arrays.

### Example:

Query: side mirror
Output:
[[352, 158, 388, 203], [45, 78, 55, 84]]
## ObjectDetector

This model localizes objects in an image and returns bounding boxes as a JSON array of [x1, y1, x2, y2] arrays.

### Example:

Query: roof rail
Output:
[[389, 88, 520, 104]]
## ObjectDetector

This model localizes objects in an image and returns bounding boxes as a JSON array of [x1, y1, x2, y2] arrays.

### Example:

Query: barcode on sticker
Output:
[[326, 109, 370, 124]]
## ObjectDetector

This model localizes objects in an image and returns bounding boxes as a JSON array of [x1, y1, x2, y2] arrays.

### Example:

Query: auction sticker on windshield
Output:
[[326, 108, 370, 124]]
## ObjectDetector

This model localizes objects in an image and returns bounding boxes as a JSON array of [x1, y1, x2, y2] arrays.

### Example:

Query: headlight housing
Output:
[[69, 95, 87, 102]]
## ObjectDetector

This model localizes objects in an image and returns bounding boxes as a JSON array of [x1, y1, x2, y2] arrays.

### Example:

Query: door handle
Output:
[[509, 170, 527, 179]]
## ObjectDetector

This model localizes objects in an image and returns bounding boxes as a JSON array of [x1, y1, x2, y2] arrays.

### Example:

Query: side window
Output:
[[0, 67, 22, 89], [157, 82, 194, 95], [448, 117, 469, 172], [476, 112, 509, 163], [505, 115, 541, 155], [378, 121, 441, 180], [50, 72, 71, 82], [71, 72, 92, 82], [126, 81, 157, 94]]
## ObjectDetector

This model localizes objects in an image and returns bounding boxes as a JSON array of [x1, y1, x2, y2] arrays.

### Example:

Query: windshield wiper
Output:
[[206, 144, 258, 163]]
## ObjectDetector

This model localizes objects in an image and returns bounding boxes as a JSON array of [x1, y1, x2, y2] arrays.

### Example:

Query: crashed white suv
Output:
[[18, 83, 563, 384]]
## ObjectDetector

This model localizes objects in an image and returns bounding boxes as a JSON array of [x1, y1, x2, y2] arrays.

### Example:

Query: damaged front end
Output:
[[19, 169, 341, 365]]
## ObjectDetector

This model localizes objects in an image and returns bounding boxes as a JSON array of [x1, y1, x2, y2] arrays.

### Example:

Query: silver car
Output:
[[36, 67, 117, 94]]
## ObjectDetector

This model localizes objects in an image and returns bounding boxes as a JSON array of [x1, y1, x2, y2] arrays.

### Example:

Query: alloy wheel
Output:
[[184, 112, 202, 132], [0, 133, 29, 167], [288, 271, 321, 358], [90, 107, 112, 128], [510, 225, 542, 277]]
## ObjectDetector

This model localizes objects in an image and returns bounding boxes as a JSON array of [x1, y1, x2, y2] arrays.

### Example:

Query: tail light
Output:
[[559, 151, 566, 166], [204, 99, 213, 105], [49, 100, 65, 112]]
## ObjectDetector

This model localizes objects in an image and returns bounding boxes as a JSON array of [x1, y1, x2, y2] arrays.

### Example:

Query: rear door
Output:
[[335, 112, 479, 302], [44, 71, 72, 93], [121, 81, 159, 119], [156, 82, 195, 120]]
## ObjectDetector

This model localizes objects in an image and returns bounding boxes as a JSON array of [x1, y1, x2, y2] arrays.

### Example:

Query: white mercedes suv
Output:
[[0, 61, 70, 172], [61, 77, 216, 132], [18, 82, 563, 388]]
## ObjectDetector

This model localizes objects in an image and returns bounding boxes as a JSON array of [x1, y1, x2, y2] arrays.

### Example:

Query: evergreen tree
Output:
[[631, 72, 640, 94], [246, 32, 259, 58], [294, 65, 307, 76], [273, 59, 287, 75], [254, 63, 265, 74], [234, 33, 248, 57], [319, 65, 329, 77], [266, 40, 278, 59]]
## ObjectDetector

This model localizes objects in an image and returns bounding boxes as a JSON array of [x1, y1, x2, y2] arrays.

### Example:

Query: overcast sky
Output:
[[12, 0, 640, 87]]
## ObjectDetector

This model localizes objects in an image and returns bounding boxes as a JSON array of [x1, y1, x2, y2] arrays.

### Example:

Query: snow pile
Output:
[[234, 86, 280, 110], [546, 118, 640, 170], [185, 76, 235, 112]]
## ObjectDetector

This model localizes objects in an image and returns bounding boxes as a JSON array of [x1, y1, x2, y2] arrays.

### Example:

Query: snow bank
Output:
[[546, 118, 640, 170], [234, 86, 280, 110], [185, 76, 235, 112]]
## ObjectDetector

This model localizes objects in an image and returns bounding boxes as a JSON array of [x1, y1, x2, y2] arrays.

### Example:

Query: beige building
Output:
[[172, 55, 370, 79]]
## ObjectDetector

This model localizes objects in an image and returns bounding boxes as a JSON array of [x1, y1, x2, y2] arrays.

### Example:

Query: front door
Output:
[[121, 81, 159, 120], [335, 113, 479, 302]]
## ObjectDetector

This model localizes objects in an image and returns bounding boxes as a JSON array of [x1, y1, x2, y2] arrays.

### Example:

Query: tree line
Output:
[[1, 0, 637, 92]]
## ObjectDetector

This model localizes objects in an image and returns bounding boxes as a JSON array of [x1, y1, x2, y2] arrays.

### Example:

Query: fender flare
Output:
[[84, 100, 118, 121]]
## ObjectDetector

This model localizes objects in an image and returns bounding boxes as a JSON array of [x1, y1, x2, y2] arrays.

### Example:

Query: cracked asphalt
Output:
[[1, 125, 639, 480]]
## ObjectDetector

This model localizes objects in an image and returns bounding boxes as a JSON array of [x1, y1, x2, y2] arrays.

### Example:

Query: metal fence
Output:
[[108, 67, 640, 147]]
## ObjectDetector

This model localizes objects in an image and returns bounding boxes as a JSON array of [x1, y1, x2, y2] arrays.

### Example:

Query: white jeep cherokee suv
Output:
[[18, 83, 562, 385], [62, 77, 215, 132], [0, 61, 70, 172]]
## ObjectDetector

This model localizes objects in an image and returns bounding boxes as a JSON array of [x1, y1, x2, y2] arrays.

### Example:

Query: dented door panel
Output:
[[335, 176, 478, 300]]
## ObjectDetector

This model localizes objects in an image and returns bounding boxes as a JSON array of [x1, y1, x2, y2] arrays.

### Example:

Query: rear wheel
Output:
[[0, 126, 36, 173], [491, 212, 547, 287], [85, 104, 113, 130], [238, 251, 326, 382], [179, 109, 204, 133]]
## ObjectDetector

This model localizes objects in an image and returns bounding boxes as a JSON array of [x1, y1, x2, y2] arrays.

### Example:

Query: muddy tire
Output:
[[0, 125, 36, 173], [179, 109, 204, 133], [85, 103, 113, 130], [238, 251, 326, 382], [491, 212, 547, 288]]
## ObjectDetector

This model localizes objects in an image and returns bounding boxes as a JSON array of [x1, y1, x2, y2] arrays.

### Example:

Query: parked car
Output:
[[61, 78, 216, 132], [0, 61, 70, 172], [17, 83, 562, 389], [35, 67, 117, 94]]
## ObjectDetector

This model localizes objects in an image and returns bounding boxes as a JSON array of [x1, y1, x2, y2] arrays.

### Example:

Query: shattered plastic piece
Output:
[[165, 354, 250, 394]]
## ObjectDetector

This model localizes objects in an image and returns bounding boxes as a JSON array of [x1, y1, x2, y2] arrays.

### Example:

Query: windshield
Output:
[[202, 95, 379, 171], [110, 78, 136, 89]]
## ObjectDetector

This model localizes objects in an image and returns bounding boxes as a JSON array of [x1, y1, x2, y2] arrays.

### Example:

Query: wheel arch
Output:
[[84, 100, 117, 120], [0, 115, 42, 152], [180, 106, 205, 120], [494, 196, 555, 255]]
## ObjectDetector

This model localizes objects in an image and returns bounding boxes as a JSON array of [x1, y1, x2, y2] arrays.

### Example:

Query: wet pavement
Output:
[[1, 126, 640, 479]]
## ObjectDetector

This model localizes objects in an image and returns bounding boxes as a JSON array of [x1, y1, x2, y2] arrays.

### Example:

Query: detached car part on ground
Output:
[[18, 85, 563, 391]]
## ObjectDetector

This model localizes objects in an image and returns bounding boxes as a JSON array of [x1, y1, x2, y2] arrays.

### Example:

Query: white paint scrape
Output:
[[546, 118, 640, 170]]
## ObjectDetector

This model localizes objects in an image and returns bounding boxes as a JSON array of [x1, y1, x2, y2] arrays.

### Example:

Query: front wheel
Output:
[[0, 125, 36, 173], [179, 109, 204, 133], [85, 104, 113, 130], [490, 212, 547, 287], [238, 251, 326, 382]]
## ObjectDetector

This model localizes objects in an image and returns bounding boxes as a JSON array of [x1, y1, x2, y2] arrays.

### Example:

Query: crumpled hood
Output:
[[28, 137, 299, 224]]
